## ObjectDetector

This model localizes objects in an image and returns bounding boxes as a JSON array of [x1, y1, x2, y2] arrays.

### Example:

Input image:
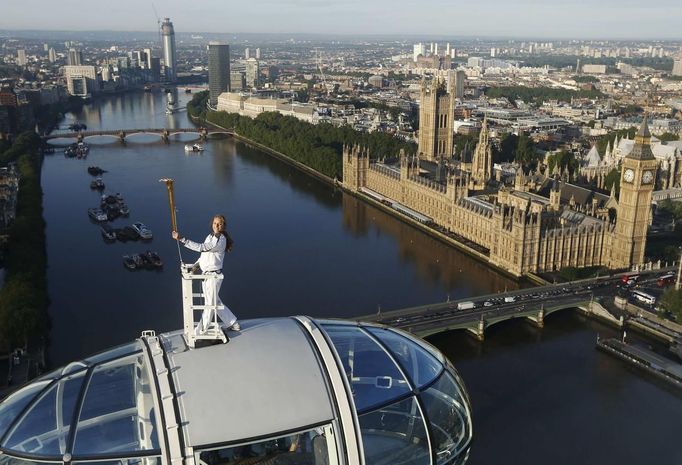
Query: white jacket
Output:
[[182, 234, 226, 272]]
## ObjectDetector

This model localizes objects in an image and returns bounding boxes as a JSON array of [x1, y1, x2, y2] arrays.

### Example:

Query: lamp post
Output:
[[675, 247, 682, 291]]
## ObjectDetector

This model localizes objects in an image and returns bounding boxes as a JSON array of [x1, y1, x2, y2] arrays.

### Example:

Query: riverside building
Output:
[[343, 77, 658, 276], [161, 18, 177, 82], [207, 42, 231, 108]]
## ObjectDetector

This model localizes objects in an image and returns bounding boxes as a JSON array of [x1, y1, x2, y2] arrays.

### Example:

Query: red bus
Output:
[[657, 273, 676, 287], [621, 274, 640, 284]]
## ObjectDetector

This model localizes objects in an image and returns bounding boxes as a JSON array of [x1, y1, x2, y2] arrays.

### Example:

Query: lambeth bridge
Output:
[[43, 127, 233, 143], [359, 267, 681, 342]]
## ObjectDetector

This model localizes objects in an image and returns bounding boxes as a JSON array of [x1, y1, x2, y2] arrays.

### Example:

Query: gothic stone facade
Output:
[[343, 120, 655, 276]]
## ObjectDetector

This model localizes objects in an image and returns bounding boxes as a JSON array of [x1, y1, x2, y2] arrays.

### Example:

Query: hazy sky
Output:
[[2, 0, 682, 39]]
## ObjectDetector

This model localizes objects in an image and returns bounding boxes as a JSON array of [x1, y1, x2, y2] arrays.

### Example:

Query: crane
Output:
[[151, 3, 162, 44], [316, 49, 331, 97]]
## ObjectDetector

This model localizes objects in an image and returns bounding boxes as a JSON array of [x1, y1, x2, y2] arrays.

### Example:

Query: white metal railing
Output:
[[180, 264, 228, 348]]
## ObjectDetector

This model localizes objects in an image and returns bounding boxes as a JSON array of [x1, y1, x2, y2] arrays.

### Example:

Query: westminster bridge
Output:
[[358, 267, 681, 342], [43, 127, 233, 143]]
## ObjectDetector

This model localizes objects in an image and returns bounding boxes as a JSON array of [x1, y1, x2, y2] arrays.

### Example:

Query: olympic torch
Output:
[[159, 178, 178, 233]]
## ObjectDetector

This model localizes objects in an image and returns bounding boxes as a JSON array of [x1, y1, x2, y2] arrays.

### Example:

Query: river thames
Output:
[[44, 89, 681, 465]]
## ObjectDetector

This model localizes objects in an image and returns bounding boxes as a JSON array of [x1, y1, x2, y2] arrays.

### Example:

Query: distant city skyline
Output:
[[2, 0, 682, 40]]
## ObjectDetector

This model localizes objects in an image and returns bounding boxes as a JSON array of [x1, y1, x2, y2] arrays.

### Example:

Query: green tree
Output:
[[604, 168, 621, 195], [658, 199, 682, 220], [657, 132, 679, 142], [547, 150, 578, 175], [514, 133, 540, 168], [495, 133, 517, 163], [660, 288, 682, 321]]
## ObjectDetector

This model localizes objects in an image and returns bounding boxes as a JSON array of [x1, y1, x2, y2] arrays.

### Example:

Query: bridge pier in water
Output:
[[468, 317, 486, 342], [200, 127, 208, 141], [118, 131, 126, 144], [77, 133, 84, 143], [526, 306, 545, 329], [162, 129, 169, 143]]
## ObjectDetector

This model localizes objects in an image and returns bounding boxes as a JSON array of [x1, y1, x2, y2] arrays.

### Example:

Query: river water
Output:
[[43, 89, 682, 465]]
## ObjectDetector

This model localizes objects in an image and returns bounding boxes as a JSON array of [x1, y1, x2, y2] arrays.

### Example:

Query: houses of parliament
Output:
[[342, 75, 657, 277]]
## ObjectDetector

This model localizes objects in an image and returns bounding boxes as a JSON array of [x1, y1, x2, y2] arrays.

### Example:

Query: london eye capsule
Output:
[[0, 318, 473, 465]]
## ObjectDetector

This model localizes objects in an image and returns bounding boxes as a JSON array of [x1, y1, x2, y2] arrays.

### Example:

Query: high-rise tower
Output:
[[68, 48, 83, 66], [161, 18, 177, 82], [610, 116, 658, 269], [470, 117, 492, 190], [208, 42, 231, 108], [417, 74, 455, 162]]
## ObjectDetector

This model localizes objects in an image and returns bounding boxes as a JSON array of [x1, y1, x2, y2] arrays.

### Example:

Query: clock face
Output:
[[642, 170, 654, 184], [623, 169, 635, 183]]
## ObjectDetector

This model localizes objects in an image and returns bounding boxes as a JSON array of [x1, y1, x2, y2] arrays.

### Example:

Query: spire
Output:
[[629, 114, 655, 160], [637, 113, 651, 139], [609, 182, 616, 199]]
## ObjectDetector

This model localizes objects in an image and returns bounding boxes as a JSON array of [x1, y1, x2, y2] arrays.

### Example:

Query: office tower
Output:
[[43, 43, 49, 52], [255, 48, 261, 59], [208, 42, 231, 108], [454, 70, 465, 99], [413, 43, 426, 62], [143, 48, 153, 69], [446, 43, 451, 56], [48, 48, 56, 63], [64, 65, 99, 96], [490, 47, 496, 57], [673, 60, 682, 77], [68, 48, 83, 66], [245, 58, 260, 88], [161, 17, 177, 82], [245, 47, 251, 59], [230, 71, 246, 91], [434, 43, 439, 55], [150, 57, 161, 82], [131, 51, 145, 68], [450, 48, 456, 59], [16, 50, 27, 66]]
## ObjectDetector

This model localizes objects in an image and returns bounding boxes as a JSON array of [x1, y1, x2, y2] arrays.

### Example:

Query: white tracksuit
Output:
[[181, 233, 237, 333]]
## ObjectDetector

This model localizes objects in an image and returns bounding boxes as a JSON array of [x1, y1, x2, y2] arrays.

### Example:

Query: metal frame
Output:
[[180, 265, 227, 348]]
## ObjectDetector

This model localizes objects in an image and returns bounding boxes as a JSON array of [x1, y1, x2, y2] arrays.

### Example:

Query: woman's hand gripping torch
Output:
[[160, 178, 183, 264]]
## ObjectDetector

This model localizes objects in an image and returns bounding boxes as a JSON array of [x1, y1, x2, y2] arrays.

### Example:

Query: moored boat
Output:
[[100, 224, 116, 242], [87, 208, 108, 222], [184, 143, 204, 152], [90, 178, 105, 190], [87, 166, 106, 176], [131, 222, 153, 240], [142, 250, 163, 269], [122, 254, 144, 270]]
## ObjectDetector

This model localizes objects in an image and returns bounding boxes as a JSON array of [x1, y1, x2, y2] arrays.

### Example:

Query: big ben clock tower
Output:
[[611, 116, 658, 269]]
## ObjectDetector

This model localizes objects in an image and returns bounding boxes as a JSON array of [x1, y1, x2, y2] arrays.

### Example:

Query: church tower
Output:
[[417, 76, 455, 162], [610, 116, 658, 269], [469, 117, 493, 190]]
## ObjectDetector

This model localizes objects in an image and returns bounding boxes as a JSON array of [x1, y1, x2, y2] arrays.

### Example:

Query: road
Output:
[[364, 267, 678, 333]]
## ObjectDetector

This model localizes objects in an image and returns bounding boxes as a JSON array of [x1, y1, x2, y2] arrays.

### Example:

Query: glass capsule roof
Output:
[[0, 318, 472, 464], [0, 341, 158, 459]]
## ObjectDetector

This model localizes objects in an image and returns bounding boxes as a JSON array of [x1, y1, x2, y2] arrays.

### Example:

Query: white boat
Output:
[[166, 92, 176, 114], [131, 221, 153, 240], [184, 143, 204, 152]]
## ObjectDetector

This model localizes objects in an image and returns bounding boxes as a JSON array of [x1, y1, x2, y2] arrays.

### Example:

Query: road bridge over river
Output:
[[43, 127, 233, 143], [358, 267, 681, 341]]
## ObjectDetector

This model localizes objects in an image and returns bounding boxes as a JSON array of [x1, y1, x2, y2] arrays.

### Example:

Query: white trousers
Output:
[[194, 272, 237, 335]]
